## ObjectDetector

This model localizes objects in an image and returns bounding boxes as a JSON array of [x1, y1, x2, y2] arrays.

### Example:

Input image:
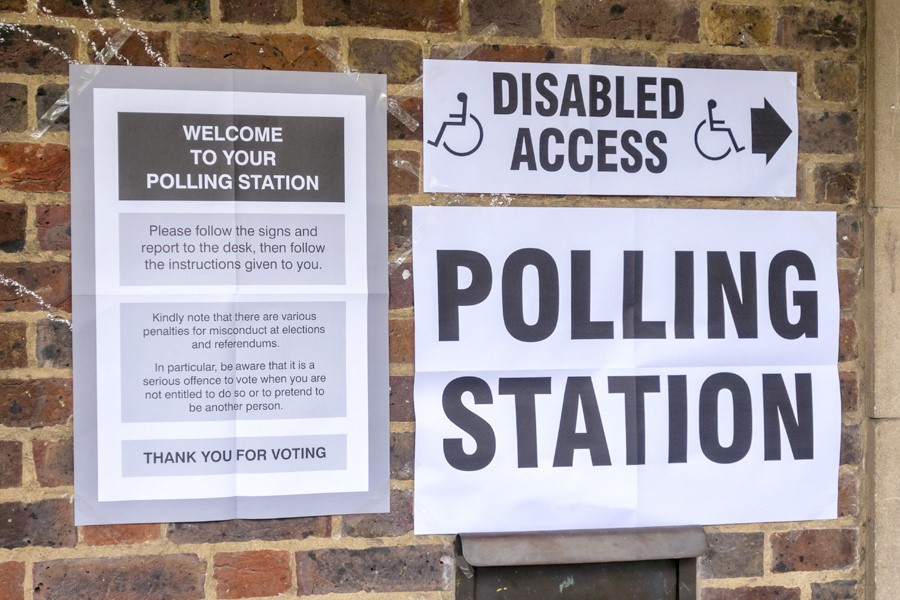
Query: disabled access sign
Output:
[[423, 59, 797, 198]]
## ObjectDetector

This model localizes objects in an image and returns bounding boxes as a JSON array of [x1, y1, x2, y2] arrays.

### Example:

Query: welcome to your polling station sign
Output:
[[423, 60, 797, 197], [71, 66, 388, 524], [413, 207, 839, 534]]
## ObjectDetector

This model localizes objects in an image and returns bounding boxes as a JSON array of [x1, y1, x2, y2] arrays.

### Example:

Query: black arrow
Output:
[[751, 99, 792, 164]]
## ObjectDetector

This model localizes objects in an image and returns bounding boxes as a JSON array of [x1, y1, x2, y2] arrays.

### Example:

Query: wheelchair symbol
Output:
[[694, 99, 745, 161], [427, 92, 484, 157]]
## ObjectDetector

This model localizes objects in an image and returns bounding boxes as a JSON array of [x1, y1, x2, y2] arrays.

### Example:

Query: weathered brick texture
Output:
[[0, 562, 24, 600], [0, 441, 22, 488], [0, 26, 76, 75], [0, 143, 70, 193], [297, 545, 452, 594], [178, 33, 335, 72], [0, 499, 76, 549], [32, 439, 73, 487], [214, 550, 291, 599], [38, 0, 209, 22], [771, 529, 857, 572], [32, 555, 205, 599], [0, 322, 26, 369], [703, 587, 800, 600], [469, 0, 542, 37], [0, 84, 26, 132], [35, 204, 71, 251], [556, 0, 699, 42], [87, 30, 170, 66], [342, 489, 413, 537], [35, 320, 72, 369], [303, 0, 459, 32], [80, 523, 160, 546], [700, 532, 764, 579], [0, 379, 72, 428], [168, 516, 329, 543], [349, 39, 422, 84]]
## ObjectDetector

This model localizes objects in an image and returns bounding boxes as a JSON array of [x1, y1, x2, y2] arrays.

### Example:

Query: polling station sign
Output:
[[71, 66, 389, 525], [423, 60, 797, 197], [413, 207, 839, 534]]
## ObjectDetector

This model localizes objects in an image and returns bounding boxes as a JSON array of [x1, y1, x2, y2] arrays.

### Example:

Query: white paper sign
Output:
[[72, 66, 389, 524], [413, 207, 839, 534], [423, 60, 798, 197]]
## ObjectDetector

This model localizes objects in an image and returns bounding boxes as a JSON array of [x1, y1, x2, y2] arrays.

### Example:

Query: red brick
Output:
[[389, 204, 412, 257], [303, 0, 459, 32], [667, 53, 801, 74], [388, 97, 423, 142], [390, 319, 414, 364], [0, 441, 22, 488], [0, 83, 27, 132], [703, 587, 800, 600], [36, 319, 71, 369], [0, 378, 72, 428], [35, 84, 68, 133], [838, 471, 858, 518], [815, 60, 858, 103], [391, 431, 414, 480], [0, 262, 71, 312], [0, 203, 25, 253], [0, 26, 76, 75], [297, 544, 451, 594], [0, 143, 70, 193], [88, 30, 170, 67], [590, 47, 657, 67], [81, 524, 160, 546], [390, 258, 413, 309], [556, 0, 699, 42], [838, 268, 858, 311], [708, 3, 773, 46], [0, 562, 24, 600], [700, 532, 764, 579], [837, 215, 859, 259], [840, 423, 861, 466], [839, 319, 857, 362], [389, 150, 420, 196], [771, 529, 856, 572], [812, 580, 858, 600], [0, 499, 76, 549], [32, 440, 73, 487], [342, 489, 413, 537], [814, 163, 859, 204], [33, 555, 205, 600], [349, 39, 422, 85], [0, 322, 27, 368], [840, 370, 858, 414], [35, 205, 70, 251], [178, 33, 334, 72], [390, 375, 414, 422], [431, 43, 580, 64], [38, 0, 208, 21], [222, 0, 295, 23], [168, 516, 329, 543], [469, 0, 542, 37], [777, 7, 858, 50], [214, 550, 291, 599]]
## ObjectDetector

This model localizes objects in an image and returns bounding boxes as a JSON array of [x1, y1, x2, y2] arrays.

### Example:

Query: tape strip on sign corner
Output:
[[32, 30, 134, 139], [411, 205, 839, 535], [422, 60, 798, 198]]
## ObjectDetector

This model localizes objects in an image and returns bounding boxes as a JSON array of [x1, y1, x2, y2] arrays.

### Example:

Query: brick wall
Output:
[[0, 0, 864, 598]]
